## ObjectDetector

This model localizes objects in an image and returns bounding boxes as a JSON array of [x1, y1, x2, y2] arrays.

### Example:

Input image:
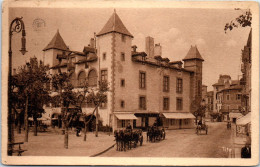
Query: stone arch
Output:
[[78, 70, 87, 87], [88, 68, 98, 86]]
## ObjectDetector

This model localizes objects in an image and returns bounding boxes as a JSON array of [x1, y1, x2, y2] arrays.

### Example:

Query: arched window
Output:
[[78, 71, 86, 87], [70, 72, 77, 87], [88, 69, 97, 86]]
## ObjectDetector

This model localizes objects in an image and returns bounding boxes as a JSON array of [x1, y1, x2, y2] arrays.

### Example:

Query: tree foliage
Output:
[[12, 57, 50, 118], [224, 9, 252, 33]]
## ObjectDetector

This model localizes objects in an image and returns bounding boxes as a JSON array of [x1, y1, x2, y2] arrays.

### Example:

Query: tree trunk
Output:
[[95, 108, 98, 137], [33, 116, 38, 136], [83, 121, 87, 141], [11, 108, 15, 141], [24, 96, 29, 142], [64, 124, 68, 149], [17, 113, 21, 134]]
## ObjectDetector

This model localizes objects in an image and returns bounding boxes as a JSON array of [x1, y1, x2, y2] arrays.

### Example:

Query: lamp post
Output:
[[8, 17, 27, 156]]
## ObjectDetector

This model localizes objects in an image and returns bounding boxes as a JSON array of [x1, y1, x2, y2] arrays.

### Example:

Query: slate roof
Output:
[[183, 45, 204, 61], [43, 30, 69, 51], [97, 11, 133, 38]]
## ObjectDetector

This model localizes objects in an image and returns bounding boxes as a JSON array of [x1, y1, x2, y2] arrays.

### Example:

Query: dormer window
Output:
[[121, 34, 126, 42], [121, 52, 125, 61]]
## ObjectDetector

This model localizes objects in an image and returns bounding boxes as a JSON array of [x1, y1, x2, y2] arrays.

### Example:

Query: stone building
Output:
[[212, 75, 232, 113], [43, 11, 204, 130], [240, 29, 251, 114], [206, 91, 214, 118], [216, 84, 243, 122]]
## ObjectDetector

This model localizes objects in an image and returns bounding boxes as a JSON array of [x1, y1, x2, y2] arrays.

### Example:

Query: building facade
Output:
[[43, 11, 204, 130], [240, 29, 252, 114]]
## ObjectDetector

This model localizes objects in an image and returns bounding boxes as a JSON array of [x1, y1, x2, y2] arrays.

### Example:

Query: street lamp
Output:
[[8, 17, 27, 155]]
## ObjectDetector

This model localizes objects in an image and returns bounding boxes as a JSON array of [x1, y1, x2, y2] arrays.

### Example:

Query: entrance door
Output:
[[133, 120, 136, 128], [145, 117, 149, 128], [179, 119, 182, 129]]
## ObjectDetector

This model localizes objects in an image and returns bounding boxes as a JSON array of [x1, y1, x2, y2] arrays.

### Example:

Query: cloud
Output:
[[226, 39, 237, 47]]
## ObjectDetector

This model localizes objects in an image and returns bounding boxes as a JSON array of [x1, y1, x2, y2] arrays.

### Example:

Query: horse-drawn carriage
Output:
[[114, 129, 143, 151], [147, 126, 166, 142], [196, 123, 208, 135]]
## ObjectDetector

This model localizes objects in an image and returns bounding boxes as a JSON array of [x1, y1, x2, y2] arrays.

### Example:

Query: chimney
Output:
[[154, 43, 162, 57], [145, 36, 154, 58], [132, 45, 137, 52], [90, 38, 95, 48]]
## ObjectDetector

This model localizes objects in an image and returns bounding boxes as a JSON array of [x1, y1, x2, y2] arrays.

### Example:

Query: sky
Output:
[[9, 8, 251, 91]]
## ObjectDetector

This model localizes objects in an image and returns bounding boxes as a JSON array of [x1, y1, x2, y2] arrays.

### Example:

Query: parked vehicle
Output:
[[114, 129, 143, 151], [147, 126, 166, 142], [196, 123, 208, 135]]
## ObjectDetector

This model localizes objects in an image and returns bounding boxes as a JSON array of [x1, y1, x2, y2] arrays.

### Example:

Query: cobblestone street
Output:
[[101, 122, 233, 157]]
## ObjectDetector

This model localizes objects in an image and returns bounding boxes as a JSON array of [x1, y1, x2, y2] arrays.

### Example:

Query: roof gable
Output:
[[183, 45, 204, 61], [97, 10, 133, 38], [43, 30, 69, 51]]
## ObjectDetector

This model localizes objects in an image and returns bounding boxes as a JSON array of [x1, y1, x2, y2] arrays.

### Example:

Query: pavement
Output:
[[11, 122, 233, 157], [101, 122, 233, 157], [13, 128, 115, 156]]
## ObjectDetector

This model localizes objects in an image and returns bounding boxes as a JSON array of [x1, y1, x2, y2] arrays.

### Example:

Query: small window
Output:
[[121, 34, 126, 42], [122, 120, 126, 127], [163, 97, 169, 110], [163, 76, 170, 92], [226, 94, 230, 101], [236, 94, 241, 100], [176, 98, 183, 110], [101, 70, 108, 81], [121, 79, 125, 87], [103, 53, 106, 61], [121, 53, 125, 61], [139, 96, 146, 110], [121, 100, 125, 108], [139, 71, 146, 89], [176, 78, 183, 93]]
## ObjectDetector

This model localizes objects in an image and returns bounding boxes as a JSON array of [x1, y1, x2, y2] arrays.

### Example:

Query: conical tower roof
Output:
[[183, 45, 204, 61], [43, 30, 69, 51], [97, 10, 133, 38]]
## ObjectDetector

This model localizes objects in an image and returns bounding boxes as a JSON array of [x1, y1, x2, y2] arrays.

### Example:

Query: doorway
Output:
[[179, 119, 182, 129]]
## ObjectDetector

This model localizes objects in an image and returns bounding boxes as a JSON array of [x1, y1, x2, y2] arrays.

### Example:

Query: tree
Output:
[[51, 72, 78, 149], [12, 57, 50, 141], [224, 9, 252, 33], [191, 97, 207, 124], [76, 80, 109, 141]]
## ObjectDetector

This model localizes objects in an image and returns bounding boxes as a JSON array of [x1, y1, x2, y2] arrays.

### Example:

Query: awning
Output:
[[236, 112, 251, 125], [115, 113, 138, 120], [229, 112, 243, 119], [162, 112, 195, 119]]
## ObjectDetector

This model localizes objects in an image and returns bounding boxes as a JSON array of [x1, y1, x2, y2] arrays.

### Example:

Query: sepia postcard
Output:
[[1, 0, 259, 166]]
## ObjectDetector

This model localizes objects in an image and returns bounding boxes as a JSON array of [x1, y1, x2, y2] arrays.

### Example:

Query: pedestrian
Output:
[[241, 144, 251, 158], [76, 126, 81, 137], [126, 123, 132, 131]]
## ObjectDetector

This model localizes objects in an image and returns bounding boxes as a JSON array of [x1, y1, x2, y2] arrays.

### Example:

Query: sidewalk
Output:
[[13, 129, 115, 156]]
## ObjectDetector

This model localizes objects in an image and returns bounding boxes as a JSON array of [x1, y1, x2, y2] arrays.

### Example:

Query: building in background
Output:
[[205, 91, 213, 119], [43, 11, 204, 130], [240, 29, 252, 114], [216, 84, 243, 122]]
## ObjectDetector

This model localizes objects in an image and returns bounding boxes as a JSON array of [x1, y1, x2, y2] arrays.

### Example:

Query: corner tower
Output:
[[183, 45, 204, 102], [42, 30, 69, 68], [96, 10, 134, 129]]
